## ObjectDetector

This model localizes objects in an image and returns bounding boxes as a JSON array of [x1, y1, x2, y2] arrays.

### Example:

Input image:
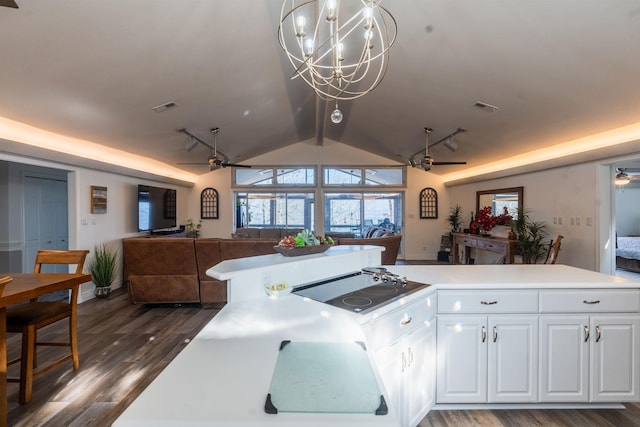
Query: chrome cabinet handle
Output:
[[583, 300, 600, 305], [584, 325, 590, 342], [596, 325, 601, 342], [408, 347, 414, 367], [400, 317, 412, 326], [493, 326, 498, 343], [482, 326, 486, 343], [481, 301, 498, 305]]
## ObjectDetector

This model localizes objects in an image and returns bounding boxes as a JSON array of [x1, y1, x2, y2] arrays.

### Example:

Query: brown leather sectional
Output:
[[123, 233, 401, 308]]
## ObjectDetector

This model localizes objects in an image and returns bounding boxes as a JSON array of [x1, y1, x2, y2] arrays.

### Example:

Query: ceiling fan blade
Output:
[[0, 0, 19, 8], [431, 161, 467, 165], [224, 163, 252, 168], [176, 162, 210, 165]]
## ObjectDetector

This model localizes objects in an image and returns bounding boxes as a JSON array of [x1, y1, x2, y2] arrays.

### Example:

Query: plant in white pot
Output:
[[88, 243, 118, 298]]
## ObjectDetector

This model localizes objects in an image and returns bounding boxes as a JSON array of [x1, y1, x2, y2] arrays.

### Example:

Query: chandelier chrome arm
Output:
[[278, 0, 397, 103]]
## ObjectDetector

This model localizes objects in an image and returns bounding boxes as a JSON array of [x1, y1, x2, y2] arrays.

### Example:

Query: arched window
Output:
[[201, 187, 219, 219], [420, 187, 438, 219]]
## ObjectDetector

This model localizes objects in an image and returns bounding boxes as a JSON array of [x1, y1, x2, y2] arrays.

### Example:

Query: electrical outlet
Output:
[[553, 216, 558, 225], [558, 216, 563, 225], [586, 217, 593, 226], [570, 217, 575, 226], [575, 216, 581, 226]]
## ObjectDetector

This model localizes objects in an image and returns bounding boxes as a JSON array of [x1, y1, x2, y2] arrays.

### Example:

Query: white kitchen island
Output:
[[114, 247, 640, 427]]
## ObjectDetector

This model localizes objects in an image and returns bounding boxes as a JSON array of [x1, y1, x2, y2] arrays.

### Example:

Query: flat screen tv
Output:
[[137, 185, 177, 232]]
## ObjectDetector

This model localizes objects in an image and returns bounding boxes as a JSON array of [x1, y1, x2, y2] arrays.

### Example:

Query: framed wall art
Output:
[[91, 185, 108, 214]]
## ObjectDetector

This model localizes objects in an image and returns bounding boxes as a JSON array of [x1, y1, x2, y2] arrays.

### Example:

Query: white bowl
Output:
[[264, 283, 292, 297]]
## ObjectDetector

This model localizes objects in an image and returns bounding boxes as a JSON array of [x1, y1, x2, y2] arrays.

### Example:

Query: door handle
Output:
[[481, 301, 497, 305], [596, 325, 601, 342], [583, 300, 600, 305], [482, 326, 486, 343], [407, 347, 414, 367], [493, 326, 498, 343], [584, 325, 590, 342], [400, 316, 412, 326]]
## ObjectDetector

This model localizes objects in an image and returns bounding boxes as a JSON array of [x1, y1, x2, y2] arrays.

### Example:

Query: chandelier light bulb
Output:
[[304, 38, 314, 56], [331, 107, 343, 124], [363, 6, 373, 19], [296, 15, 306, 28]]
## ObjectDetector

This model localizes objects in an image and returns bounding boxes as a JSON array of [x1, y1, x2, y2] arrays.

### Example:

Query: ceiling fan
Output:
[[409, 128, 468, 171], [0, 0, 18, 8], [176, 128, 251, 171]]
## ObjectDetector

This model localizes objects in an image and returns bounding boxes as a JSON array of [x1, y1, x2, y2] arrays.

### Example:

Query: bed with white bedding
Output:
[[617, 236, 640, 273]]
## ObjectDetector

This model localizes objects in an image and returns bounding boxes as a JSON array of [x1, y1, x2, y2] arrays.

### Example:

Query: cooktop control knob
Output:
[[401, 277, 408, 286]]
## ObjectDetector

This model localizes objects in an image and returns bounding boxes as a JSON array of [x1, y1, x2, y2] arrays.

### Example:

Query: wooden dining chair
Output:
[[0, 275, 12, 291], [6, 249, 89, 404], [545, 235, 564, 265]]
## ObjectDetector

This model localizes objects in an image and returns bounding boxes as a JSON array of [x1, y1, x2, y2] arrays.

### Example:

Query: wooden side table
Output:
[[452, 233, 517, 264]]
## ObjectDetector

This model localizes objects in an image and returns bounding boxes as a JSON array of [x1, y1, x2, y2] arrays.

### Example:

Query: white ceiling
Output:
[[1, 1, 640, 178]]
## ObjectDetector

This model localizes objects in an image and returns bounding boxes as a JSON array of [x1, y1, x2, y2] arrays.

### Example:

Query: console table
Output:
[[452, 232, 518, 264]]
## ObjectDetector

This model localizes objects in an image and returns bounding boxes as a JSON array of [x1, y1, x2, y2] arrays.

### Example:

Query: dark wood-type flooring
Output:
[[6, 288, 640, 426]]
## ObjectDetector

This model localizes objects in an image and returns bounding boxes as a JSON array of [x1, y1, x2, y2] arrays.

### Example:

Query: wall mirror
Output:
[[476, 186, 523, 217]]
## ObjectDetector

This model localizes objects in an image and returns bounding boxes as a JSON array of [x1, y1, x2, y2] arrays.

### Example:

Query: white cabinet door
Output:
[[539, 316, 589, 402], [590, 316, 640, 402], [488, 315, 538, 402], [372, 339, 403, 422], [406, 319, 436, 427], [437, 316, 487, 403]]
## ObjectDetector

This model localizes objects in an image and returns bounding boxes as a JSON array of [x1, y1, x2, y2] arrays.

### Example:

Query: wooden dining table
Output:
[[0, 272, 92, 427]]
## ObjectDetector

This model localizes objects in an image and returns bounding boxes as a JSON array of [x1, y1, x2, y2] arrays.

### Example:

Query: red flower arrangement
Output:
[[471, 206, 513, 234]]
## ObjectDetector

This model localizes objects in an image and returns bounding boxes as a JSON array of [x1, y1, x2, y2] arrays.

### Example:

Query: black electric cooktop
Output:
[[293, 268, 430, 314]]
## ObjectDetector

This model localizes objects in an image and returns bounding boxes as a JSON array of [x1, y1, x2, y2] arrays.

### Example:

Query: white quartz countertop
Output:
[[114, 263, 639, 426], [386, 264, 637, 289]]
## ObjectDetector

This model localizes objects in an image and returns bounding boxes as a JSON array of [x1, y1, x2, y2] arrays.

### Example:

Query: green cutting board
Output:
[[265, 341, 386, 415]]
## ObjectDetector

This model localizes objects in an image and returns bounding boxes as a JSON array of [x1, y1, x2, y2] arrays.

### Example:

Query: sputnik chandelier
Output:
[[278, 0, 397, 124]]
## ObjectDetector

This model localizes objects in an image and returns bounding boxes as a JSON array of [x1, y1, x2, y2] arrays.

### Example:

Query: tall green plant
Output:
[[89, 243, 118, 287], [511, 208, 548, 264], [447, 205, 463, 235]]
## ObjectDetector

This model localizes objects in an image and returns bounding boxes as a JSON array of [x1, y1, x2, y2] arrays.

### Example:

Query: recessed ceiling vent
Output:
[[474, 101, 499, 112], [152, 101, 177, 113]]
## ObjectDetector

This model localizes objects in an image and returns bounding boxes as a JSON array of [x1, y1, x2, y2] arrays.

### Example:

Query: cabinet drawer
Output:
[[459, 237, 477, 247], [364, 294, 435, 351], [438, 290, 538, 314], [539, 290, 640, 313], [476, 239, 506, 253]]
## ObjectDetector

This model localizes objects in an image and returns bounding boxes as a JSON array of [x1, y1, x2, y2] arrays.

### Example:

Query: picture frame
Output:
[[91, 186, 108, 214]]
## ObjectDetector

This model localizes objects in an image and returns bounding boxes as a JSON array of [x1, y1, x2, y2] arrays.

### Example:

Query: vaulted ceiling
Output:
[[1, 1, 640, 182]]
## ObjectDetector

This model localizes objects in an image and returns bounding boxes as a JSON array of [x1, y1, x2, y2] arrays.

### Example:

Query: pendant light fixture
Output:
[[278, 0, 397, 124]]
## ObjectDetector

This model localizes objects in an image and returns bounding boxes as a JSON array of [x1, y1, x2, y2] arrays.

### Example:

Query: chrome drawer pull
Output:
[[584, 325, 590, 342], [596, 325, 601, 343], [583, 300, 600, 305], [482, 326, 486, 343], [400, 317, 412, 326], [493, 326, 498, 343], [481, 301, 498, 305]]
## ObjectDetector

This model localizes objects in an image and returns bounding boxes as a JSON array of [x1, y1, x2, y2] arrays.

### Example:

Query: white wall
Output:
[[448, 162, 600, 270], [616, 185, 640, 237], [0, 155, 194, 302]]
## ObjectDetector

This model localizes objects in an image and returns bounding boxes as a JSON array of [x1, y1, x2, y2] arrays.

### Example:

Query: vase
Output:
[[95, 286, 112, 298], [492, 225, 511, 239]]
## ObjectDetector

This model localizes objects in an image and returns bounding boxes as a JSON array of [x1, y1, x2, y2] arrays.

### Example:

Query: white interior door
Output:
[[23, 176, 68, 273]]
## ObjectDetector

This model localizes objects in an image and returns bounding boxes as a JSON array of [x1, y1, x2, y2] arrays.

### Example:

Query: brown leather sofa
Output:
[[123, 233, 402, 307]]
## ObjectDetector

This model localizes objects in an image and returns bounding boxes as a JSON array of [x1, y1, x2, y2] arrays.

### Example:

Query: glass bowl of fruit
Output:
[[264, 282, 291, 297]]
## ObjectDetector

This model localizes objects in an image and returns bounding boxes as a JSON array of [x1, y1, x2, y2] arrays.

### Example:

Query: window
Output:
[[324, 192, 403, 237], [201, 187, 219, 219], [234, 167, 315, 186], [235, 192, 314, 229], [323, 167, 404, 186]]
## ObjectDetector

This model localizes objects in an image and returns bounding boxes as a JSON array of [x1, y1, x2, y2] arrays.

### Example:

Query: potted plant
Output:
[[88, 243, 118, 298], [185, 218, 202, 238], [511, 208, 548, 264], [447, 204, 463, 237]]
